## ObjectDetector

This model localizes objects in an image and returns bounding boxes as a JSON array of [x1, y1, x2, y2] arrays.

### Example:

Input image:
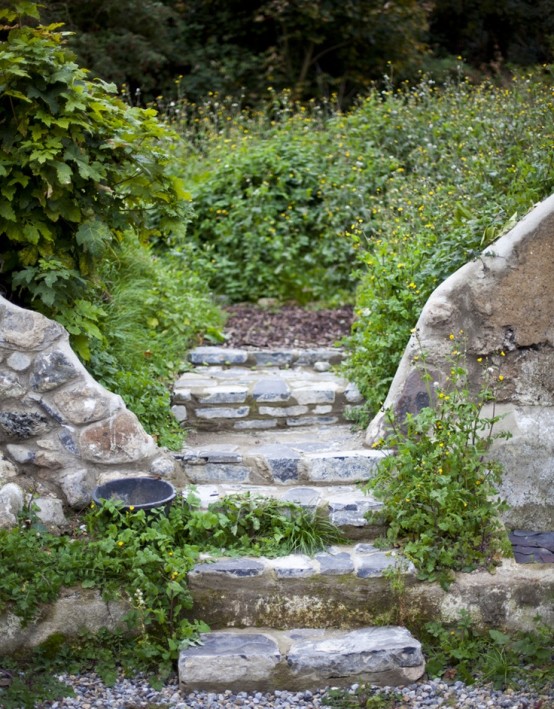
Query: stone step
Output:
[[191, 483, 384, 540], [187, 346, 345, 369], [178, 626, 425, 692], [172, 349, 363, 431], [187, 544, 416, 629], [175, 426, 386, 486]]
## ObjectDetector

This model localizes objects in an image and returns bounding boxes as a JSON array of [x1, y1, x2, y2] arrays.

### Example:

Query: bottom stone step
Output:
[[178, 626, 425, 692]]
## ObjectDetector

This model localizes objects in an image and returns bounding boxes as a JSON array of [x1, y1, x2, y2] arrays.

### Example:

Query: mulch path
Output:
[[221, 303, 354, 349]]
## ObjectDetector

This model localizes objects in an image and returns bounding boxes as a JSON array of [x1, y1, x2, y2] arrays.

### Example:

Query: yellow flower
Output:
[[498, 375, 504, 382], [129, 505, 135, 511], [477, 357, 483, 363], [500, 351, 506, 357], [476, 480, 482, 485], [449, 333, 455, 340], [438, 468, 443, 474], [117, 541, 124, 547]]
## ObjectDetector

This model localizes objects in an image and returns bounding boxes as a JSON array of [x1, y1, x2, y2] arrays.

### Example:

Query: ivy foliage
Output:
[[0, 1, 192, 358]]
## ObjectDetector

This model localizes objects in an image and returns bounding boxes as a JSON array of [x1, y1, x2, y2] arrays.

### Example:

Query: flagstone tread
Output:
[[178, 626, 425, 691], [189, 544, 415, 581], [187, 346, 346, 368], [178, 447, 386, 486]]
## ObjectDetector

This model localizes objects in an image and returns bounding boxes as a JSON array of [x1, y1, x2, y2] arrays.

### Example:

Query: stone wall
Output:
[[0, 296, 177, 529], [366, 194, 554, 531]]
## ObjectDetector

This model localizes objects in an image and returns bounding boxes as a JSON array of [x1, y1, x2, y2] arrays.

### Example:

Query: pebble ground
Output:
[[34, 673, 554, 708]]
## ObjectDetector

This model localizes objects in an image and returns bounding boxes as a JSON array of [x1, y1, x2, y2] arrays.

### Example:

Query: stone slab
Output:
[[252, 378, 291, 402], [184, 463, 251, 484], [305, 450, 386, 483], [179, 632, 280, 690], [286, 626, 424, 681], [196, 386, 249, 404], [195, 406, 250, 420], [188, 347, 248, 365], [178, 627, 424, 691]]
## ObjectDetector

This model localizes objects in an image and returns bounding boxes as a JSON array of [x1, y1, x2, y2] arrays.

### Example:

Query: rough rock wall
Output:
[[365, 194, 554, 531], [0, 296, 178, 528]]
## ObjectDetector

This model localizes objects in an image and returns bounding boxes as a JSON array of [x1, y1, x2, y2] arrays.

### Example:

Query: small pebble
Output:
[[30, 672, 554, 708]]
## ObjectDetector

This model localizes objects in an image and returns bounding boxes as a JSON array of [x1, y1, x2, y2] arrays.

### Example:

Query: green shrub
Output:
[[365, 340, 511, 589], [342, 72, 554, 418], [178, 91, 398, 303], [0, 490, 343, 700], [0, 2, 223, 442], [0, 2, 192, 353], [86, 237, 223, 448], [424, 611, 554, 689]]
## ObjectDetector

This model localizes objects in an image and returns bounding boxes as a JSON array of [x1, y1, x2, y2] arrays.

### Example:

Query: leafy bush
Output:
[[86, 237, 223, 448], [178, 91, 397, 303], [0, 3, 191, 350], [365, 340, 511, 589], [0, 2, 223, 442], [342, 71, 554, 418], [185, 492, 344, 555]]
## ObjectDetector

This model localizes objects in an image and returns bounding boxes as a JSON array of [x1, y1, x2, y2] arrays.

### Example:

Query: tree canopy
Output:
[[41, 0, 554, 105]]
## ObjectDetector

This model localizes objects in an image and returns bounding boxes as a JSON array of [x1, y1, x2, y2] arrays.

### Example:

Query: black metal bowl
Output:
[[92, 477, 176, 513]]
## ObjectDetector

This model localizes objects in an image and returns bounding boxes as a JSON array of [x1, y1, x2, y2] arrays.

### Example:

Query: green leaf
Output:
[[53, 161, 72, 185], [75, 219, 113, 256], [0, 201, 16, 221]]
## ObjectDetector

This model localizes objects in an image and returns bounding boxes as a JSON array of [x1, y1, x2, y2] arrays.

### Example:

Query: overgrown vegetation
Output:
[[174, 71, 554, 396], [365, 340, 512, 589], [0, 491, 343, 706], [323, 613, 554, 707], [0, 2, 223, 446]]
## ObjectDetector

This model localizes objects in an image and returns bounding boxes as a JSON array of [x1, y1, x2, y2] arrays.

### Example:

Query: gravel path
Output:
[[36, 672, 554, 708]]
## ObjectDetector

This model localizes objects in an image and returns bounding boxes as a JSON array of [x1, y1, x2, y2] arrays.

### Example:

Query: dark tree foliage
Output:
[[429, 0, 554, 68], [41, 0, 553, 104], [41, 0, 186, 98], [42, 0, 429, 104]]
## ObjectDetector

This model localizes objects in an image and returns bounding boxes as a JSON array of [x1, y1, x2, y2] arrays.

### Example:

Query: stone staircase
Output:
[[172, 346, 425, 692]]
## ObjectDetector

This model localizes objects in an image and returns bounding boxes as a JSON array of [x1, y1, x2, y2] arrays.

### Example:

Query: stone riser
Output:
[[172, 355, 363, 432], [187, 557, 554, 634], [187, 544, 415, 630], [178, 627, 425, 692], [187, 347, 345, 369], [177, 449, 386, 486]]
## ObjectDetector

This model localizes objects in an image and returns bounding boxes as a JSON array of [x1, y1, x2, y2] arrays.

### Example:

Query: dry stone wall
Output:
[[0, 296, 177, 529], [366, 194, 554, 531]]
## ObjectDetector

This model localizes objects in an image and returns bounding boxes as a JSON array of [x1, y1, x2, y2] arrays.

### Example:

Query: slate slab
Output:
[[179, 632, 280, 689]]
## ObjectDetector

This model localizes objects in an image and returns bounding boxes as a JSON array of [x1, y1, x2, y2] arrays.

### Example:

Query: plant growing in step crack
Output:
[[184, 492, 345, 555], [365, 336, 512, 589]]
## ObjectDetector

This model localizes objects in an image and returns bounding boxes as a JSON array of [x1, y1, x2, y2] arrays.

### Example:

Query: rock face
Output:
[[0, 296, 177, 527], [366, 194, 554, 531]]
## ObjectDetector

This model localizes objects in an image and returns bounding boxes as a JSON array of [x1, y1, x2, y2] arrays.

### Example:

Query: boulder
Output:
[[366, 194, 554, 531]]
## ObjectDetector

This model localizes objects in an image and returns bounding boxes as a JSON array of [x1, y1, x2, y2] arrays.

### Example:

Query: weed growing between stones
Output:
[[366, 338, 512, 589], [0, 490, 344, 706], [322, 614, 554, 707], [423, 611, 554, 689]]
